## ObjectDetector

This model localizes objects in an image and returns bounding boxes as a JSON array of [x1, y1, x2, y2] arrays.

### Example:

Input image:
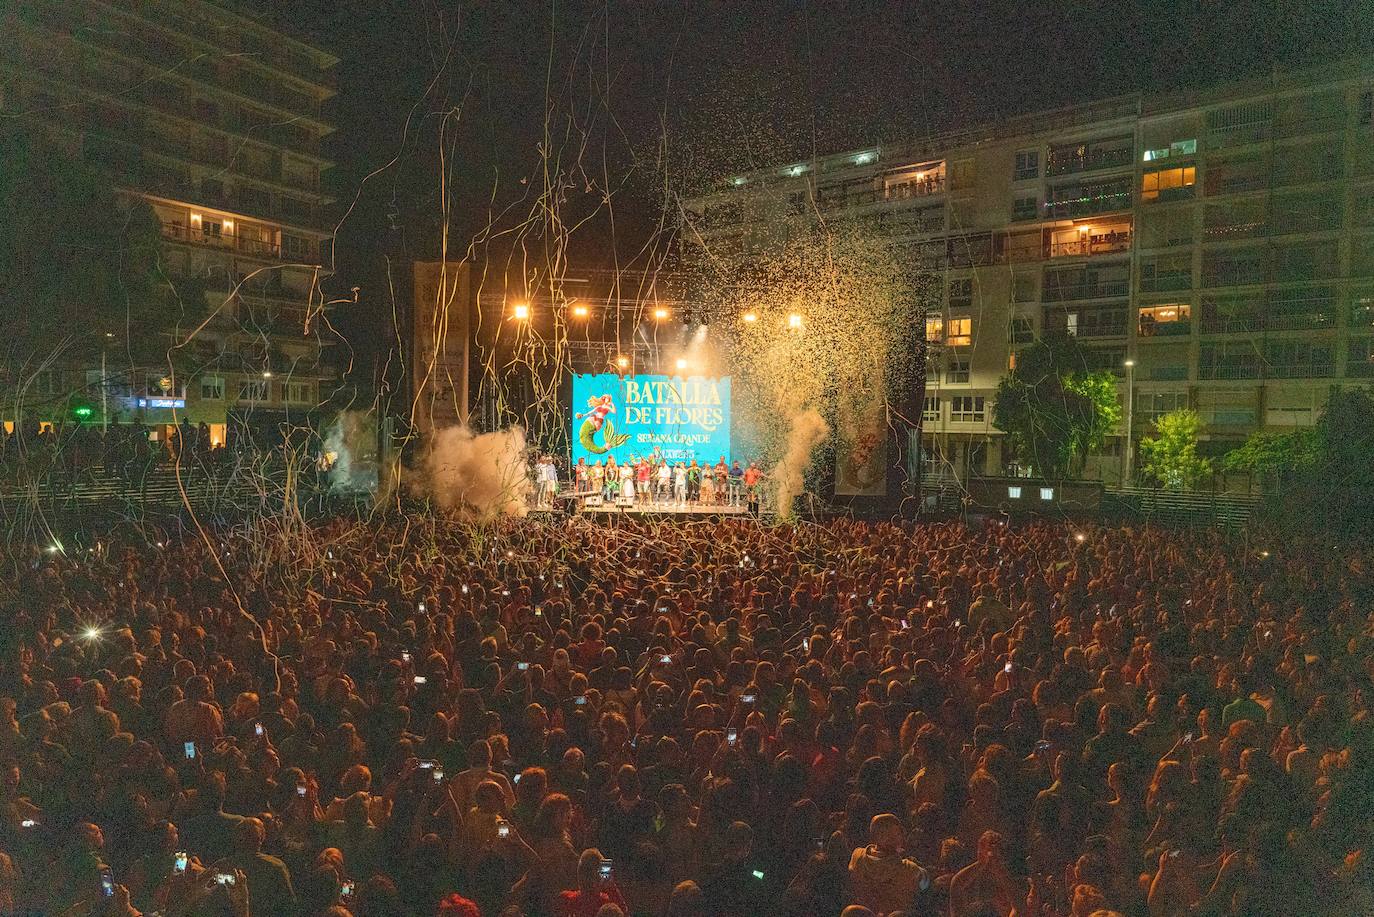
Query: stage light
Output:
[[788, 313, 803, 329], [653, 307, 669, 321], [571, 303, 589, 319], [262, 370, 273, 379], [1075, 532, 1086, 543], [615, 355, 629, 369], [675, 357, 689, 371], [84, 627, 101, 641], [742, 311, 758, 323], [513, 303, 531, 320]]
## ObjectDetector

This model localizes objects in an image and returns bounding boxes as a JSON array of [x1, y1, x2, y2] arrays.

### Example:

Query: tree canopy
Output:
[[1139, 408, 1212, 490], [992, 334, 1122, 479]]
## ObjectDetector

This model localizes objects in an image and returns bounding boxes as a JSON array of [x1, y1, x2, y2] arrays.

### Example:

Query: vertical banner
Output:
[[570, 373, 732, 466]]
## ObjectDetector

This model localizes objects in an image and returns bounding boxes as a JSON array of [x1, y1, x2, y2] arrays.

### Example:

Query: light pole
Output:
[[1122, 358, 1136, 485], [101, 332, 115, 435]]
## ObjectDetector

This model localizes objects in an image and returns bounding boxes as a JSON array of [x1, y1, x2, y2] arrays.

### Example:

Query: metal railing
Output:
[[1046, 147, 1135, 177], [160, 223, 284, 258], [1048, 234, 1132, 258]]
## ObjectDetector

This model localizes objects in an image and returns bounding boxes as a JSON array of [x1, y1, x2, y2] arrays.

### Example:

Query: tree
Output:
[[992, 334, 1122, 478], [1221, 429, 1319, 480], [1230, 386, 1374, 536], [1139, 408, 1212, 490]]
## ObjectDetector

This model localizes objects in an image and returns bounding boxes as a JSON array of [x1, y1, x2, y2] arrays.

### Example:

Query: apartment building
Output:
[[1, 0, 337, 445], [683, 59, 1374, 486]]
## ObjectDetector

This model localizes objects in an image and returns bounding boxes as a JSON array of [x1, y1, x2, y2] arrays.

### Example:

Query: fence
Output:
[[1102, 486, 1260, 529]]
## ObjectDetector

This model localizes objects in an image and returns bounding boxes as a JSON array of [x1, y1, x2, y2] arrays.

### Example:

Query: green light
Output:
[[73, 406, 93, 419]]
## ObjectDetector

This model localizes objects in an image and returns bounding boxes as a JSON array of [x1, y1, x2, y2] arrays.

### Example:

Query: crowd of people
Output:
[[532, 455, 766, 510], [0, 514, 1371, 917]]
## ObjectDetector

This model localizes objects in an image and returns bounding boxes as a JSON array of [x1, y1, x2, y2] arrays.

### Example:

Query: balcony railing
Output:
[[160, 223, 283, 259], [1139, 319, 1192, 337], [1048, 232, 1132, 258], [1138, 273, 1193, 293], [1044, 190, 1132, 219], [1046, 147, 1135, 177], [1041, 278, 1130, 302], [883, 177, 947, 201]]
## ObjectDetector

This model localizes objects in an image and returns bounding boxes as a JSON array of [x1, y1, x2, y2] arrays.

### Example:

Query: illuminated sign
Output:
[[570, 373, 731, 466], [136, 397, 186, 409]]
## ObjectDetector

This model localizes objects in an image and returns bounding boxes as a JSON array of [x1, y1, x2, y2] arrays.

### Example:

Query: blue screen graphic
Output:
[[570, 373, 731, 466]]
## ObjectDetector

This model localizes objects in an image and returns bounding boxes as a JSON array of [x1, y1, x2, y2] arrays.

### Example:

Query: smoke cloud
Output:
[[772, 408, 829, 519], [416, 425, 532, 519], [323, 410, 378, 493]]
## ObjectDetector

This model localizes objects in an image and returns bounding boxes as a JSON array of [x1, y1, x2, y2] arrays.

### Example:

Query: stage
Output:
[[531, 495, 762, 518]]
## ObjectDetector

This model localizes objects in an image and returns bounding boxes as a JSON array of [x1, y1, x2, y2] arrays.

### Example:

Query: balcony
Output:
[[1048, 231, 1132, 258], [1138, 272, 1193, 294], [161, 222, 283, 259], [881, 176, 947, 201], [1044, 184, 1132, 219], [1138, 304, 1192, 338], [1042, 278, 1130, 303], [1046, 146, 1134, 177]]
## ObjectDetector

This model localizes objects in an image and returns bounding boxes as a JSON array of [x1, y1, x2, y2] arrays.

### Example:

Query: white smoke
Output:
[[416, 425, 532, 518], [772, 408, 829, 520], [323, 410, 378, 493]]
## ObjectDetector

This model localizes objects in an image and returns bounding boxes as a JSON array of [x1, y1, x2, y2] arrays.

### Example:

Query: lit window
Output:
[[1138, 303, 1191, 336], [925, 316, 944, 342], [1170, 138, 1197, 156], [1040, 487, 1055, 500], [1008, 486, 1023, 499], [1141, 166, 1197, 203], [947, 317, 972, 347], [1143, 147, 1169, 162]]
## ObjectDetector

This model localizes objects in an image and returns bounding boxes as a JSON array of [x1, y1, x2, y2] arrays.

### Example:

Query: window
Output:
[[199, 375, 225, 401], [950, 396, 985, 422], [1264, 340, 1333, 378], [1013, 274, 1037, 303], [1143, 139, 1198, 162], [1349, 338, 1374, 377], [238, 379, 270, 402], [1012, 195, 1038, 221], [948, 278, 973, 309], [1013, 150, 1040, 181], [1141, 166, 1196, 203], [923, 396, 942, 423], [946, 317, 972, 347], [1039, 487, 1055, 501], [925, 315, 944, 342], [33, 370, 61, 396], [1137, 391, 1189, 424], [946, 358, 970, 383], [1007, 486, 1023, 499], [282, 380, 313, 403], [950, 158, 976, 190], [282, 235, 315, 261], [1138, 303, 1191, 336], [1010, 316, 1035, 344], [201, 219, 223, 239]]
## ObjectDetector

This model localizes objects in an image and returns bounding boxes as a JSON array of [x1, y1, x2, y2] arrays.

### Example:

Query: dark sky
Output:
[[239, 0, 1370, 390]]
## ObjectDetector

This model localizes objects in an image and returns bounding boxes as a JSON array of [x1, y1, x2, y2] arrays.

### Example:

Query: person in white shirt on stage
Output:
[[673, 462, 687, 504], [656, 459, 672, 504]]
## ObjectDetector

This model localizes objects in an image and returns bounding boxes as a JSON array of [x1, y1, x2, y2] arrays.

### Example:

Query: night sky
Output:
[[239, 0, 1370, 393]]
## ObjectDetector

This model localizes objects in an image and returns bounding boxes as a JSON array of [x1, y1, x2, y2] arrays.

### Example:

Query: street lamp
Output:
[[1123, 358, 1136, 485], [787, 313, 803, 330], [512, 302, 531, 321]]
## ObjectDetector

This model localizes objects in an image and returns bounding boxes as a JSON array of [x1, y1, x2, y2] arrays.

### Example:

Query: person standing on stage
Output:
[[728, 460, 745, 507], [574, 457, 588, 493], [744, 461, 762, 509], [590, 459, 604, 497], [656, 458, 672, 503], [603, 456, 618, 500], [700, 462, 716, 506], [673, 461, 688, 504], [686, 459, 702, 504], [636, 456, 651, 504], [621, 458, 635, 503], [714, 456, 729, 506]]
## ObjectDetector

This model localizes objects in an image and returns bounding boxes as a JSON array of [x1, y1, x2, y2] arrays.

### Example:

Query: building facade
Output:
[[683, 59, 1374, 486], [1, 0, 337, 445]]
